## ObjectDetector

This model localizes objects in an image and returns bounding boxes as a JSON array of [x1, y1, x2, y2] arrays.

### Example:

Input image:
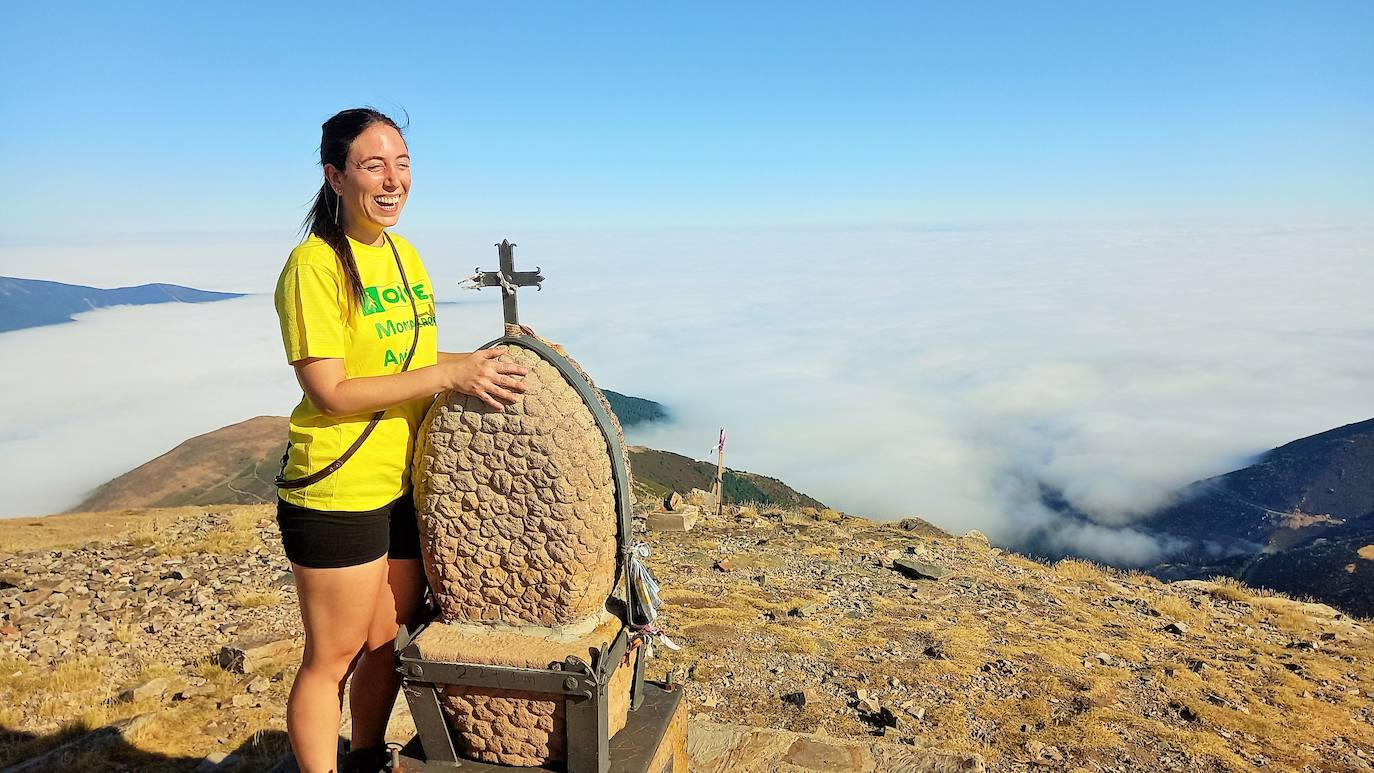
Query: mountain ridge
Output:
[[71, 414, 821, 514], [0, 275, 245, 333], [1136, 418, 1374, 618]]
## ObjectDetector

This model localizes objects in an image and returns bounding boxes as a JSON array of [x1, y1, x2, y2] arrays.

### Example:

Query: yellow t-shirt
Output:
[[273, 232, 439, 511]]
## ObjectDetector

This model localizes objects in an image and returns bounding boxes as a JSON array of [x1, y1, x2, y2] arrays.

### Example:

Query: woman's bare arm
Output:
[[293, 347, 528, 417]]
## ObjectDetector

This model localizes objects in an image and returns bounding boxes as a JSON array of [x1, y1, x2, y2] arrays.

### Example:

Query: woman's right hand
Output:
[[444, 348, 529, 410]]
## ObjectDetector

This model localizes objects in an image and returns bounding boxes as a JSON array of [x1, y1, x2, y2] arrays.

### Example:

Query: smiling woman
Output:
[[270, 108, 530, 773]]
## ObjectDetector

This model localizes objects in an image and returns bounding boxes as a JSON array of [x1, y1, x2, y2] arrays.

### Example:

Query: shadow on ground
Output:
[[0, 719, 294, 772]]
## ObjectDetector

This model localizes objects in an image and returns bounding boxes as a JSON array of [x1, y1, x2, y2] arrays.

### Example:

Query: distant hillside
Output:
[[1146, 418, 1374, 553], [0, 275, 244, 333], [1242, 510, 1374, 618], [73, 405, 816, 513], [601, 389, 669, 427], [625, 446, 825, 510], [73, 416, 284, 512], [1139, 418, 1374, 618]]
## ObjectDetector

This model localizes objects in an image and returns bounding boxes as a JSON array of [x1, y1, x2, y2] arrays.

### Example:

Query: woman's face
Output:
[[326, 123, 411, 235]]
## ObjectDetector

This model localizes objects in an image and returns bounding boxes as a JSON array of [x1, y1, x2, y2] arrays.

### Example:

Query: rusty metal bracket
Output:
[[395, 614, 655, 772]]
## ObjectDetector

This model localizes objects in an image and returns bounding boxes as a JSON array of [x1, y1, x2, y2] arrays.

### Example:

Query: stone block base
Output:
[[647, 508, 698, 532], [413, 610, 634, 767]]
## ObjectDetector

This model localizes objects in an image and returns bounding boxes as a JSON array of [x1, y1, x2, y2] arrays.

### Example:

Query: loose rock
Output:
[[892, 559, 948, 581]]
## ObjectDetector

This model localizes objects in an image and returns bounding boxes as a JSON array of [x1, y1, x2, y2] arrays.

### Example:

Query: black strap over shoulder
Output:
[[276, 233, 421, 490]]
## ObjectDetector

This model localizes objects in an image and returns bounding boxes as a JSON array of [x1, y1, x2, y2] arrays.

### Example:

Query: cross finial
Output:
[[461, 239, 544, 326]]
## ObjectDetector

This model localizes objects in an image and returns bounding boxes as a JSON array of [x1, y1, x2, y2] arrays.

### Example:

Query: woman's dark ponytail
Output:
[[301, 108, 405, 312]]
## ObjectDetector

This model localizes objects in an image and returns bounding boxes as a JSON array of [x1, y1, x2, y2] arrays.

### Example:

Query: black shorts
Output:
[[276, 491, 422, 569]]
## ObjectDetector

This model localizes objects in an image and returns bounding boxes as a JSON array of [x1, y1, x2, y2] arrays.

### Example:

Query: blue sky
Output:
[[2, 2, 1370, 241], [0, 4, 1371, 544]]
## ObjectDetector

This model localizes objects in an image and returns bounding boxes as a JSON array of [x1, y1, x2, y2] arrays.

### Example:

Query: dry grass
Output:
[[231, 589, 284, 609], [192, 510, 267, 555], [0, 508, 204, 553], [1052, 557, 1113, 587], [1004, 553, 1045, 572], [1199, 575, 1286, 603], [1148, 595, 1207, 626], [6, 501, 1373, 772], [112, 622, 140, 644], [768, 625, 823, 655]]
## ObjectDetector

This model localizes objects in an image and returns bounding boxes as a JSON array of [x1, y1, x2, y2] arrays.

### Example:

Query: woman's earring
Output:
[[332, 190, 341, 225]]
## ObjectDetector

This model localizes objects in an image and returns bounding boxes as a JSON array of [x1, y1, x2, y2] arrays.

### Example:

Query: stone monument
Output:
[[408, 240, 666, 768]]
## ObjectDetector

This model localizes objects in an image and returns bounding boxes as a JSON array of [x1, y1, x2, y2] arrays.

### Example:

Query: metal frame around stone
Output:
[[391, 667, 684, 773], [396, 613, 660, 772]]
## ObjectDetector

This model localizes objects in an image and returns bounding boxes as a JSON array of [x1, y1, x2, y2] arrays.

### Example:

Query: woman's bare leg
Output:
[[287, 556, 389, 773], [348, 557, 428, 751]]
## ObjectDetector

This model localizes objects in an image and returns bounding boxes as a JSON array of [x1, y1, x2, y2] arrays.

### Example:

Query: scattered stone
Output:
[[816, 508, 842, 523], [856, 697, 881, 714], [19, 588, 53, 606], [1025, 739, 1064, 762], [648, 508, 699, 532], [663, 491, 685, 512], [217, 636, 296, 674], [195, 752, 242, 772], [1162, 621, 1190, 636], [246, 676, 272, 693], [4, 715, 153, 773], [781, 690, 810, 708], [979, 659, 1016, 676], [892, 559, 947, 581], [713, 559, 737, 573], [689, 720, 987, 773], [118, 677, 171, 703], [175, 683, 219, 701], [687, 488, 718, 512]]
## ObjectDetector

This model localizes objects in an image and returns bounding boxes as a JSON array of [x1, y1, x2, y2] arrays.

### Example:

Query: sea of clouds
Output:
[[2, 222, 1370, 565]]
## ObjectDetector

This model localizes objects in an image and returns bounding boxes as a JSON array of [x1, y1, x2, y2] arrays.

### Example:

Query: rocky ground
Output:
[[1, 503, 1372, 772]]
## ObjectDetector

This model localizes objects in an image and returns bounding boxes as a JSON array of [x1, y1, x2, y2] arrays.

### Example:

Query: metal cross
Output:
[[462, 239, 544, 325]]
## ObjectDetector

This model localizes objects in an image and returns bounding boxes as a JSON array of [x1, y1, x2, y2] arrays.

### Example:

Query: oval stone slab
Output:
[[413, 343, 620, 627]]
